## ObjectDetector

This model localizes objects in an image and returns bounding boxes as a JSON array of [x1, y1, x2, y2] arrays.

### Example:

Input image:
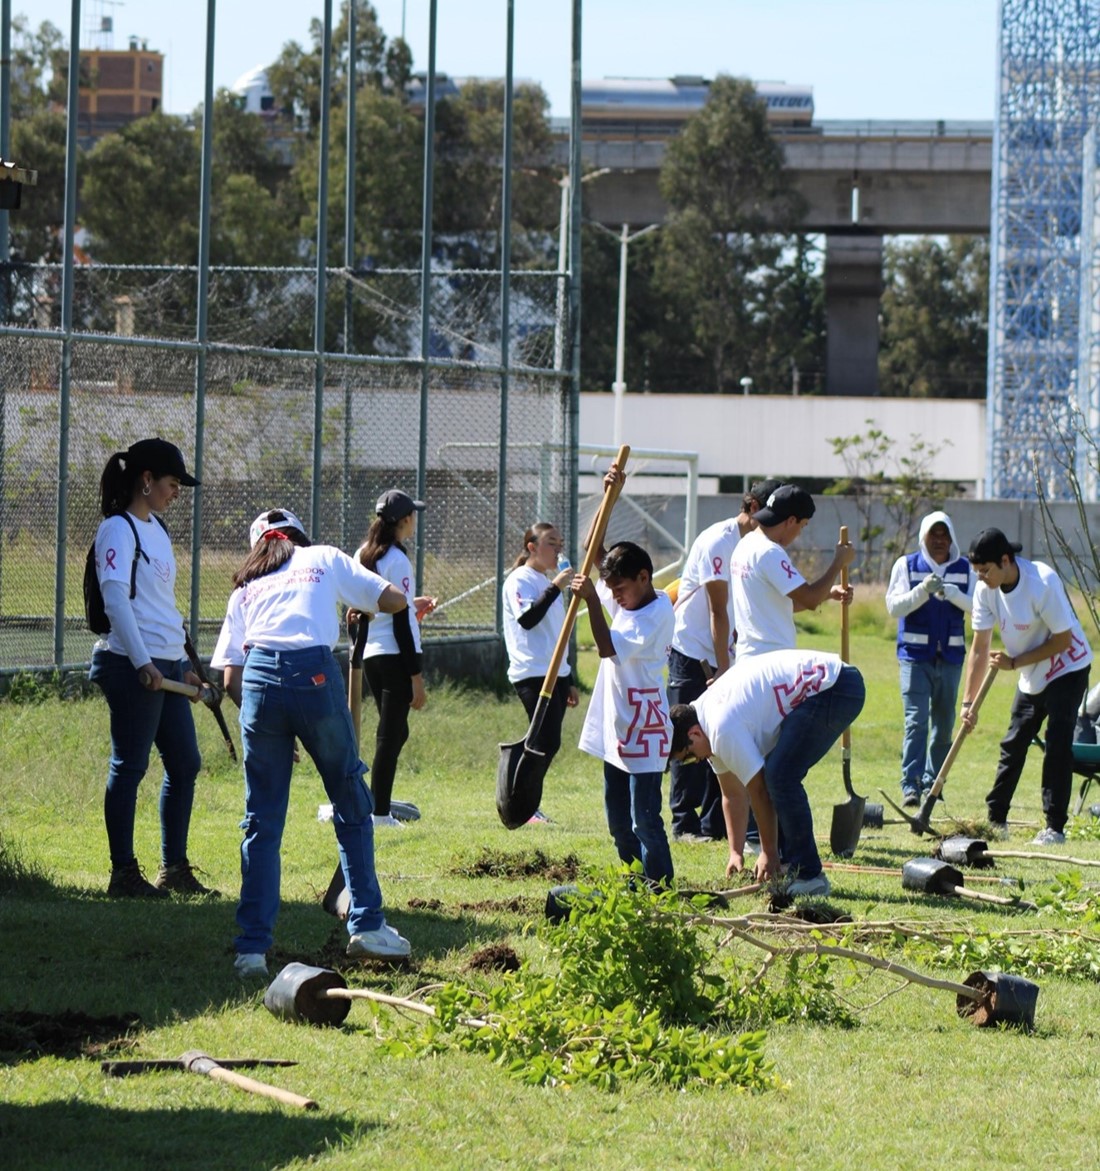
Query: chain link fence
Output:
[[0, 262, 575, 678]]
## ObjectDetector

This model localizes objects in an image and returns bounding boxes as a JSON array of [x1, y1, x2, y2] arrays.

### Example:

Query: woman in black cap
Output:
[[354, 490, 437, 827], [87, 438, 213, 898]]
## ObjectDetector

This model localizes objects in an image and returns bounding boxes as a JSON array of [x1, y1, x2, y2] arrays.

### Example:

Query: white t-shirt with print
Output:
[[672, 517, 741, 666], [96, 512, 185, 662], [228, 544, 389, 652], [729, 527, 807, 659], [971, 557, 1092, 695], [210, 587, 245, 668], [693, 649, 844, 786], [363, 544, 423, 658], [579, 581, 674, 773], [502, 564, 572, 684]]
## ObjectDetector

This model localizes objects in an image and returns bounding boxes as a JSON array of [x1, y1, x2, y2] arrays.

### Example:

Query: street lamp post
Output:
[[607, 221, 658, 447]]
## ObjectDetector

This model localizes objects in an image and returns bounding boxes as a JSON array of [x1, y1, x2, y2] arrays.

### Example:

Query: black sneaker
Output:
[[108, 860, 169, 899], [154, 859, 219, 897]]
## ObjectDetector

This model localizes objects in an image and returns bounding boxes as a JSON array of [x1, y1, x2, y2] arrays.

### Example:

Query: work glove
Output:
[[940, 582, 963, 604], [922, 574, 943, 598]]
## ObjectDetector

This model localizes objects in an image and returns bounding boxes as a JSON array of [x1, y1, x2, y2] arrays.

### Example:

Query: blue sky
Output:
[[25, 0, 997, 123]]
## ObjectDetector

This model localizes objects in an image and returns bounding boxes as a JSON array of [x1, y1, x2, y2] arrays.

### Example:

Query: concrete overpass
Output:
[[558, 121, 994, 396]]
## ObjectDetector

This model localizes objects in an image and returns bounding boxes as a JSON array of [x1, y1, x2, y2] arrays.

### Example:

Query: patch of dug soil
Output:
[[451, 848, 582, 883], [407, 897, 443, 910], [466, 944, 521, 973], [457, 896, 538, 914], [0, 1010, 140, 1061]]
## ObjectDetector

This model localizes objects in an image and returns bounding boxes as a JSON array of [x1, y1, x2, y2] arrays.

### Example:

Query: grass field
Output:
[[3, 591, 1100, 1170]]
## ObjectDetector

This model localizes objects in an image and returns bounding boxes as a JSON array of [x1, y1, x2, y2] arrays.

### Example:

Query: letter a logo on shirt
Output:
[[620, 686, 670, 760]]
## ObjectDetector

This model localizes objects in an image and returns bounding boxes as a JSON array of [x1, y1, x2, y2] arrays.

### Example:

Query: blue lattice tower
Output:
[[987, 0, 1100, 499]]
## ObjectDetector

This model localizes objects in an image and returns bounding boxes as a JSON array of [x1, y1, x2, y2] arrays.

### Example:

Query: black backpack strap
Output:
[[117, 513, 149, 601]]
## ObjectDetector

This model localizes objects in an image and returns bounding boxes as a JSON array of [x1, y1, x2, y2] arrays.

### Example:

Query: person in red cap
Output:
[[354, 489, 437, 827], [88, 438, 212, 899]]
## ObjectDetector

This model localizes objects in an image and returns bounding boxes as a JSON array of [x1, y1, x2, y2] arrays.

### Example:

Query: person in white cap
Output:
[[87, 437, 212, 899], [885, 511, 975, 808], [355, 489, 437, 827], [213, 508, 413, 978]]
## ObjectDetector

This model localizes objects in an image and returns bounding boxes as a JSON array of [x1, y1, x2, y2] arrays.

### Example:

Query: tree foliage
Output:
[[879, 235, 989, 399], [580, 76, 823, 395]]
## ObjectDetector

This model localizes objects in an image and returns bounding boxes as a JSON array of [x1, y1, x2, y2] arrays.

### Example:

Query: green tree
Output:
[[653, 75, 808, 393], [7, 16, 66, 115], [81, 113, 200, 264], [878, 235, 989, 398], [9, 109, 68, 262]]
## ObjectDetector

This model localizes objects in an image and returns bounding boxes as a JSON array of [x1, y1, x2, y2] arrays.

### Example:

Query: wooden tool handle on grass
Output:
[[950, 884, 1034, 910], [537, 444, 630, 702], [205, 1064, 318, 1110]]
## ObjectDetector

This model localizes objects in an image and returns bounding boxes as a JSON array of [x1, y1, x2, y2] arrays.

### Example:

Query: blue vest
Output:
[[896, 551, 970, 665]]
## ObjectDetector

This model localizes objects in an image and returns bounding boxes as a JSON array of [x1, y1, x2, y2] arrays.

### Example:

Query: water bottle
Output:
[[556, 552, 573, 573]]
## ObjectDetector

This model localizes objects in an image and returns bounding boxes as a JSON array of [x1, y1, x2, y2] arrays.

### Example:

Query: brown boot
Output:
[[154, 859, 219, 897], [108, 860, 169, 899]]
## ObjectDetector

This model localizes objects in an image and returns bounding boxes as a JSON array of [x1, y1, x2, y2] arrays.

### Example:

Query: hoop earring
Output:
[[142, 483, 152, 497]]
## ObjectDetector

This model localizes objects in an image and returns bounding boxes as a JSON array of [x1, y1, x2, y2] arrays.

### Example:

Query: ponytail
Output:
[[99, 451, 140, 516], [358, 515, 402, 572]]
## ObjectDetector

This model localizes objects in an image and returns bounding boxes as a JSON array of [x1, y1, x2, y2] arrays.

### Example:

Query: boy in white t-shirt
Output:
[[667, 648, 866, 896], [729, 484, 854, 660], [667, 478, 781, 843], [961, 528, 1092, 846], [575, 536, 675, 885]]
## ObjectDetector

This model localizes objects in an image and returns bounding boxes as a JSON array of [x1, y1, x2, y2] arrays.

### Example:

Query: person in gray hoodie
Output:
[[884, 511, 976, 807]]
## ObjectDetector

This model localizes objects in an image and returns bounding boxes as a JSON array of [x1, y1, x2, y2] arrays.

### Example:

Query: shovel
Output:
[[322, 614, 373, 921], [497, 444, 630, 829], [879, 664, 999, 836], [828, 526, 864, 857], [101, 1050, 316, 1110]]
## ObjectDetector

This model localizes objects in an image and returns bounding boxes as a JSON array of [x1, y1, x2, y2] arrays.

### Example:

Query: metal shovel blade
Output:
[[496, 738, 548, 829], [829, 748, 865, 858]]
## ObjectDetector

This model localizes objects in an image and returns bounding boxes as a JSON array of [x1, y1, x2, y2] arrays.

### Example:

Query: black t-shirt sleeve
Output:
[[517, 584, 561, 630]]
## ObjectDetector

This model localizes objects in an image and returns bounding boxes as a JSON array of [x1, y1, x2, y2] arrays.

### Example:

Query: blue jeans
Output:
[[763, 665, 866, 880], [89, 650, 200, 870], [667, 649, 725, 838], [899, 658, 963, 796], [236, 645, 384, 955], [603, 762, 674, 885]]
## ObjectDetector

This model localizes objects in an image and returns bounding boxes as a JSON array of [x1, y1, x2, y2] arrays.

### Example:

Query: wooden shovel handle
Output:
[[839, 526, 851, 752], [538, 444, 630, 702], [138, 672, 200, 697], [925, 665, 999, 801], [205, 1064, 318, 1110]]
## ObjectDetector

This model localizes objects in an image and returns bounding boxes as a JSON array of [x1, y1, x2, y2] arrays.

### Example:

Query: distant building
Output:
[[74, 37, 163, 145], [230, 65, 277, 116]]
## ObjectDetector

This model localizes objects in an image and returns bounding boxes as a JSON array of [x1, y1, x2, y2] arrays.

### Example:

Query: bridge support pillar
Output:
[[824, 233, 882, 396]]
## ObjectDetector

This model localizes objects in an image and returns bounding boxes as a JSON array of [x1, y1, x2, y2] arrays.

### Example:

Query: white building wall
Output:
[[579, 392, 986, 494]]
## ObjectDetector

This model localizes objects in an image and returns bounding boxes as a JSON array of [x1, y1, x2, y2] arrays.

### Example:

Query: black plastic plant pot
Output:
[[862, 803, 884, 829], [264, 962, 352, 1026], [956, 970, 1039, 1029]]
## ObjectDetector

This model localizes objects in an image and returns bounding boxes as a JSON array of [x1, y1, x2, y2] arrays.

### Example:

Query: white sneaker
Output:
[[317, 803, 334, 822], [372, 813, 404, 829], [233, 952, 268, 979], [1031, 827, 1066, 846], [786, 872, 831, 898], [346, 922, 411, 959]]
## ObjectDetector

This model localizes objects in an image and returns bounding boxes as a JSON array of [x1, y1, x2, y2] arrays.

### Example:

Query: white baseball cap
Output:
[[249, 508, 308, 548]]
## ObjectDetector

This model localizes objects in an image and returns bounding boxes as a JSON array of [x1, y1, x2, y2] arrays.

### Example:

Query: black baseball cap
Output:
[[754, 484, 815, 526], [124, 438, 198, 486], [968, 527, 1022, 564], [376, 488, 426, 524], [749, 478, 783, 508]]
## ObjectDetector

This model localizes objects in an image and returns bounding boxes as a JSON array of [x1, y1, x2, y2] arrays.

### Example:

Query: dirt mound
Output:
[[0, 1009, 140, 1060]]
